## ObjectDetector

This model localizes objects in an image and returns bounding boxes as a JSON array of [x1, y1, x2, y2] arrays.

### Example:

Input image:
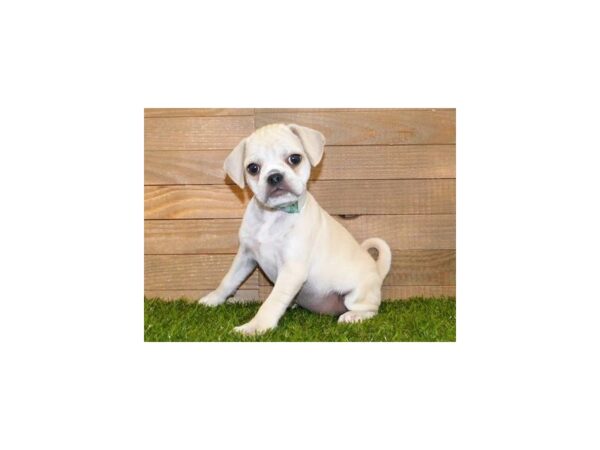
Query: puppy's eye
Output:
[[246, 163, 260, 175], [288, 154, 302, 165]]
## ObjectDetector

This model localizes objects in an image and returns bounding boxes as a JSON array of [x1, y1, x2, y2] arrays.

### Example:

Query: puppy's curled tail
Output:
[[361, 238, 392, 280]]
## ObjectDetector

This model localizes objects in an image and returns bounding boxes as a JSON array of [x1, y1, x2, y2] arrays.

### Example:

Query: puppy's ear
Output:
[[223, 138, 246, 188], [288, 124, 325, 166]]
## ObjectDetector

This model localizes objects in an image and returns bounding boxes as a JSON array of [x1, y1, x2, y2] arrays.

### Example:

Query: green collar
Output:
[[277, 201, 299, 214]]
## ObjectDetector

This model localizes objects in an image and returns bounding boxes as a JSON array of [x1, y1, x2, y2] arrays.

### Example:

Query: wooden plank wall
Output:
[[145, 108, 456, 301]]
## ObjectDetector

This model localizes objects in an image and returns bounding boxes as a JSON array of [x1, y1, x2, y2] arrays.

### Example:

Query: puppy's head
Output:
[[223, 123, 325, 209]]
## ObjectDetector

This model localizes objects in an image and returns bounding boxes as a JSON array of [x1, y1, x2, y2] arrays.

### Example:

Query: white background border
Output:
[[1, 1, 598, 449]]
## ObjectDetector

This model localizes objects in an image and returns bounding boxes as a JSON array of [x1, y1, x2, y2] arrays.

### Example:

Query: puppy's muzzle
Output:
[[266, 171, 292, 198], [267, 172, 284, 186]]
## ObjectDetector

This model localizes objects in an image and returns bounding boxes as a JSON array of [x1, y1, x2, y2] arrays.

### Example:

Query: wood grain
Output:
[[144, 215, 455, 254], [145, 150, 229, 185], [145, 250, 454, 296], [144, 180, 455, 219], [144, 286, 455, 302], [145, 219, 241, 254], [144, 254, 258, 290], [258, 285, 456, 301], [315, 145, 455, 179], [144, 185, 250, 219], [144, 108, 456, 301], [145, 108, 254, 118], [256, 108, 455, 113], [255, 110, 455, 145], [144, 289, 259, 302], [258, 250, 455, 286], [144, 116, 254, 151], [385, 249, 455, 285], [382, 285, 455, 299], [337, 215, 455, 250], [311, 180, 455, 215], [144, 145, 455, 185]]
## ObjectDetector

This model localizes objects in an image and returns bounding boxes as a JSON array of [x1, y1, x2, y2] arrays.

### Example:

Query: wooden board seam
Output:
[[144, 114, 255, 118], [144, 178, 456, 187], [145, 249, 457, 255], [144, 213, 454, 221], [144, 143, 456, 151], [257, 284, 457, 286]]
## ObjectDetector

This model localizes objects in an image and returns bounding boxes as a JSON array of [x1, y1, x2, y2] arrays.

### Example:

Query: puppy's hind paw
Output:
[[338, 310, 376, 324]]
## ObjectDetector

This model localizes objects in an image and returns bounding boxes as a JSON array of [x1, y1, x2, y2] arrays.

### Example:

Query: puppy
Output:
[[199, 123, 392, 335]]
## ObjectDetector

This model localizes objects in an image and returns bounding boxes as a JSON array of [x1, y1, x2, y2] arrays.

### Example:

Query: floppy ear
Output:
[[288, 124, 325, 166], [223, 138, 247, 188]]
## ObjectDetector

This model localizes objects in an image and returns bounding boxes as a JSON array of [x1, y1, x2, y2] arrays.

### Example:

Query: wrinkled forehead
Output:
[[245, 125, 303, 161]]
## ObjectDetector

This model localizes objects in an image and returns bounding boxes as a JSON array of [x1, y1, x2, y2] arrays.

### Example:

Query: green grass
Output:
[[144, 297, 456, 342]]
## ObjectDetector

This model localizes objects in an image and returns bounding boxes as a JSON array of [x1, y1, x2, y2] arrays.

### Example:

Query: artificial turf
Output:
[[144, 297, 456, 342]]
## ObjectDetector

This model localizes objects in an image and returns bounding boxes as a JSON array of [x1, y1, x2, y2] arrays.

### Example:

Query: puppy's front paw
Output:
[[338, 310, 376, 324], [233, 320, 274, 336], [198, 291, 226, 307]]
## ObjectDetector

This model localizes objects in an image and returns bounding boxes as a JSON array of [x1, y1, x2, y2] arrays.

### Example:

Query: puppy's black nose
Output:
[[267, 172, 284, 186]]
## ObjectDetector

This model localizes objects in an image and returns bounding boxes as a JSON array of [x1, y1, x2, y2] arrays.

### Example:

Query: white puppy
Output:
[[199, 123, 392, 335]]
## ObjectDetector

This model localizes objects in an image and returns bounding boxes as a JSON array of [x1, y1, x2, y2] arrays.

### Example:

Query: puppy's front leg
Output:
[[198, 247, 256, 306], [234, 263, 307, 335]]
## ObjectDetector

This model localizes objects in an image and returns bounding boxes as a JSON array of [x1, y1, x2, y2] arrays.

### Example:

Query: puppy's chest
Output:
[[242, 213, 296, 277]]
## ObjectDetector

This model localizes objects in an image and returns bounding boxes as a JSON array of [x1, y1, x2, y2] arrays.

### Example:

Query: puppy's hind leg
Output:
[[338, 275, 382, 324]]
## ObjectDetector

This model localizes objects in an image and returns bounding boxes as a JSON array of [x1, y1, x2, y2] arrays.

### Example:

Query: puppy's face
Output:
[[224, 124, 325, 209]]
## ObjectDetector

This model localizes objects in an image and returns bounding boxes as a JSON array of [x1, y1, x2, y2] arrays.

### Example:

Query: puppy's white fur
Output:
[[199, 123, 392, 335]]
